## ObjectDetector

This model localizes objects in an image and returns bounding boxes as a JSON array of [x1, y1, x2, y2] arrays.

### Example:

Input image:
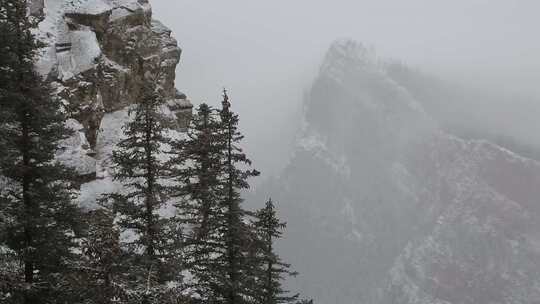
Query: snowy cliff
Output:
[[257, 39, 540, 304], [33, 0, 192, 204]]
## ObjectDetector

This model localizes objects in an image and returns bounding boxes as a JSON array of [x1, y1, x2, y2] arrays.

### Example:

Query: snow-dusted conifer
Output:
[[168, 103, 224, 301], [0, 1, 83, 303], [249, 199, 299, 304], [75, 208, 130, 304], [216, 90, 260, 304], [101, 66, 182, 304]]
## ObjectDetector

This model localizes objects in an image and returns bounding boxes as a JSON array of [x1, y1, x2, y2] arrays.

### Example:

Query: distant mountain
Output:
[[256, 39, 540, 304], [384, 59, 540, 163]]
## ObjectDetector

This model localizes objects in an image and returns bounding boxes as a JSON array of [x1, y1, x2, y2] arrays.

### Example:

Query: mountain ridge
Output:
[[257, 39, 540, 304]]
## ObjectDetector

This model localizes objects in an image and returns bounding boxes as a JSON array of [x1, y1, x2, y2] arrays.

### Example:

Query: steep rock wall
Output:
[[34, 0, 192, 182]]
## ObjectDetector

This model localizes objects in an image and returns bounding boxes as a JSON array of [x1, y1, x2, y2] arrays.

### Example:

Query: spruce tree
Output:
[[76, 208, 130, 304], [167, 103, 223, 301], [101, 70, 181, 304], [0, 0, 83, 303], [171, 90, 259, 303], [250, 199, 298, 304], [216, 90, 260, 304]]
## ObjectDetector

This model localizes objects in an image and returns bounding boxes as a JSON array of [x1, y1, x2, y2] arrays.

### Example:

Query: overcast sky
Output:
[[151, 0, 540, 177]]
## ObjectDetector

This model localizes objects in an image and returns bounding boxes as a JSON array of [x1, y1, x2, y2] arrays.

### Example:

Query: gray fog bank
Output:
[[151, 0, 540, 177]]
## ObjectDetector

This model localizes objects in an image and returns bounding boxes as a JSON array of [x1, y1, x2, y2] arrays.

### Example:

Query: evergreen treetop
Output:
[[249, 199, 298, 304], [100, 66, 182, 303], [167, 102, 224, 301], [216, 89, 260, 304]]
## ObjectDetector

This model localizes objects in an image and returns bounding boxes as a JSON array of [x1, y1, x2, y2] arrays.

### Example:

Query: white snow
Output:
[[64, 0, 112, 15], [78, 177, 120, 209], [297, 131, 351, 178], [37, 0, 109, 77], [57, 119, 97, 176], [76, 109, 128, 208], [57, 28, 101, 80], [77, 104, 187, 210], [96, 109, 129, 176], [297, 132, 327, 152], [110, 0, 143, 20], [36, 0, 68, 75]]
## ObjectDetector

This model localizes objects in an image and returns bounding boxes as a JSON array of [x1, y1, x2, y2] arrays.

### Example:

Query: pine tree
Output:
[[216, 89, 260, 304], [101, 70, 182, 304], [0, 1, 84, 303], [167, 103, 224, 301], [0, 245, 19, 303], [249, 199, 298, 304], [171, 90, 259, 303], [76, 208, 130, 304]]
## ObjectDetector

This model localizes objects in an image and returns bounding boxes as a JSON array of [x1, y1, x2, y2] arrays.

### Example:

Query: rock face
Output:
[[35, 0, 192, 185], [257, 40, 540, 304], [29, 0, 44, 19], [36, 0, 191, 148]]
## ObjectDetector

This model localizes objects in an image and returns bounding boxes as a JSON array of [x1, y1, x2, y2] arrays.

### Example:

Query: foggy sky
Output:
[[151, 0, 540, 177]]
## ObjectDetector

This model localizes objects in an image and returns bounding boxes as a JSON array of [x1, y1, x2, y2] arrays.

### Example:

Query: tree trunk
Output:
[[144, 104, 156, 259], [21, 109, 35, 304], [226, 118, 238, 304]]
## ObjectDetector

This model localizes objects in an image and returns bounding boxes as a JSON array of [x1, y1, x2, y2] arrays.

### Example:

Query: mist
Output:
[[149, 4, 540, 301], [152, 0, 540, 178]]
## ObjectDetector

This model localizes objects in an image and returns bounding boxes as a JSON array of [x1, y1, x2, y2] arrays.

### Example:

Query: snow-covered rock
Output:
[[56, 119, 97, 179], [33, 0, 192, 201], [36, 0, 191, 148]]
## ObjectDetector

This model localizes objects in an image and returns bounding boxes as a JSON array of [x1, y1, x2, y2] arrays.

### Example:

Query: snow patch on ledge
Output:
[[77, 109, 129, 209], [297, 131, 351, 178], [57, 28, 102, 80], [64, 0, 112, 15], [57, 119, 97, 176]]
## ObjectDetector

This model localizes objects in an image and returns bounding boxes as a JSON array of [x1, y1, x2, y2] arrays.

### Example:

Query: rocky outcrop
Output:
[[29, 0, 44, 19], [35, 0, 192, 185], [37, 0, 192, 148]]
